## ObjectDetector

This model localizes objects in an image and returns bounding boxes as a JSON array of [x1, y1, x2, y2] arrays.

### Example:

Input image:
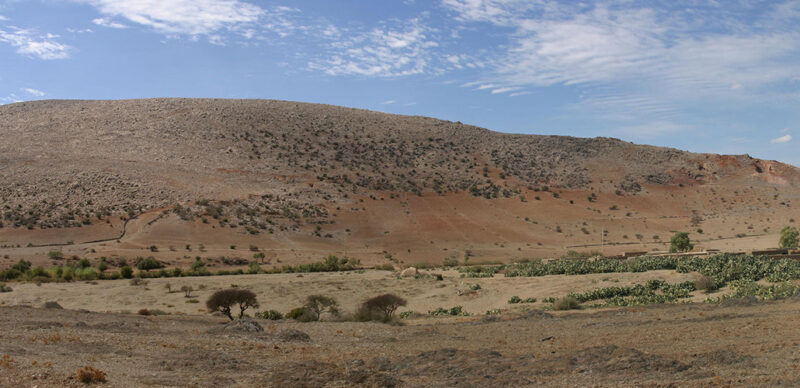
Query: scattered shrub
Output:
[[181, 285, 193, 298], [11, 259, 31, 272], [443, 257, 459, 267], [508, 295, 522, 304], [206, 288, 259, 320], [76, 366, 106, 384], [120, 266, 133, 279], [248, 262, 261, 274], [190, 258, 206, 273], [0, 283, 11, 292], [553, 296, 581, 310], [428, 306, 469, 316], [136, 257, 164, 271], [255, 310, 284, 320], [695, 275, 718, 293]]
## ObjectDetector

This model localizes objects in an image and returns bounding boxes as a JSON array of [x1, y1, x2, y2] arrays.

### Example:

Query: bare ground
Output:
[[1, 298, 799, 387]]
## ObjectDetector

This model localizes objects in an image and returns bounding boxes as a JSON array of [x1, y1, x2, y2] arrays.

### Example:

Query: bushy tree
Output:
[[136, 257, 164, 271], [120, 266, 134, 279], [779, 226, 799, 249], [11, 259, 31, 272], [303, 295, 339, 321], [206, 288, 259, 320], [357, 293, 407, 322], [669, 232, 693, 253]]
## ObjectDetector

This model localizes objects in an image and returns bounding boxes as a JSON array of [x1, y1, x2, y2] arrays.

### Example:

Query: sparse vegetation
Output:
[[76, 366, 107, 384], [428, 306, 469, 316], [553, 296, 580, 310], [254, 310, 284, 320]]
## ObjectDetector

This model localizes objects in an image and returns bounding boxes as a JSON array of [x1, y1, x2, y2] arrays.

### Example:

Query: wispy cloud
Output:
[[0, 28, 70, 59], [380, 100, 396, 105], [772, 134, 792, 144], [92, 17, 128, 29], [443, 1, 800, 125], [21, 87, 45, 97], [0, 93, 22, 104]]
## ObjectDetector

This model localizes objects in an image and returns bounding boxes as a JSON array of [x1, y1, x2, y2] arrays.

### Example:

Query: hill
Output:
[[1, 99, 799, 268]]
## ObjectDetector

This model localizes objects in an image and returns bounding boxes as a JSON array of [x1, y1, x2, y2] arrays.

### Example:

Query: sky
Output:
[[0, 0, 799, 165]]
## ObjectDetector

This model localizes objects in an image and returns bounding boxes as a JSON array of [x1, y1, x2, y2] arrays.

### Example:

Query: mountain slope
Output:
[[1, 99, 798, 266]]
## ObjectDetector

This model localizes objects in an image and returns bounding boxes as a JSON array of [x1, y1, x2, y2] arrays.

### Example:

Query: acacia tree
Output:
[[780, 226, 799, 249], [206, 289, 259, 320], [361, 293, 407, 322], [303, 295, 339, 321]]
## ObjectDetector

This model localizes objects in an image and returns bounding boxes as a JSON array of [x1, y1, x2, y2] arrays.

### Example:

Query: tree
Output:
[[206, 288, 259, 320], [359, 293, 407, 322], [779, 226, 799, 249], [669, 232, 693, 253], [136, 257, 163, 271], [120, 266, 134, 279], [303, 295, 339, 321], [181, 285, 193, 298]]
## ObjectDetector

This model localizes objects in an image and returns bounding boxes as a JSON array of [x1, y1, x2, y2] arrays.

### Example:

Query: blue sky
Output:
[[1, 0, 799, 164]]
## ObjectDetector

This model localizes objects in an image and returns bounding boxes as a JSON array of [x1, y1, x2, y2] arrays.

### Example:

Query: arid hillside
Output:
[[1, 99, 799, 268]]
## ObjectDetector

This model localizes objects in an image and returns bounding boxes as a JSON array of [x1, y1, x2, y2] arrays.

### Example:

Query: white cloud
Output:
[[491, 86, 521, 94], [0, 15, 8, 21], [21, 88, 45, 97], [772, 134, 792, 144], [92, 17, 128, 29], [443, 1, 800, 122], [67, 28, 94, 34], [1, 93, 23, 104], [309, 19, 439, 77], [380, 100, 396, 105], [77, 0, 265, 37], [0, 28, 70, 59]]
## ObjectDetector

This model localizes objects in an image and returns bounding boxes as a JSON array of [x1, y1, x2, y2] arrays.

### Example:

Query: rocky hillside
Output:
[[0, 98, 796, 231]]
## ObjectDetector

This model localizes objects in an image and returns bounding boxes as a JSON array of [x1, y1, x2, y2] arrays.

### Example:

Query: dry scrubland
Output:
[[3, 253, 800, 386], [2, 99, 800, 386], [1, 277, 800, 387]]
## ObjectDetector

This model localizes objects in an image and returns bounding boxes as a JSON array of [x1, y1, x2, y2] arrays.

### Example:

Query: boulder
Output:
[[400, 267, 417, 277], [220, 318, 263, 332], [43, 301, 63, 309]]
